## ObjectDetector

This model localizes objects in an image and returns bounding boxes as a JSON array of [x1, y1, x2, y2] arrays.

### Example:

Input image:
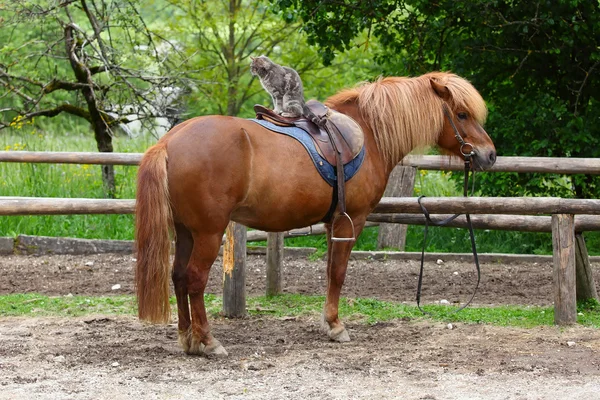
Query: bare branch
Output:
[[80, 0, 111, 65], [0, 78, 36, 103], [18, 103, 91, 122]]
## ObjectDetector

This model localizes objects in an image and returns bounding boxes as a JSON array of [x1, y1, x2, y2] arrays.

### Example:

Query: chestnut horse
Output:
[[135, 72, 496, 356]]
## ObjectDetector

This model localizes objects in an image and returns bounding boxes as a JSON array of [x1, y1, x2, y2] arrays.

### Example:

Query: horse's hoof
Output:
[[185, 335, 204, 355], [328, 326, 351, 342], [320, 316, 330, 334], [203, 341, 228, 358], [178, 330, 192, 353]]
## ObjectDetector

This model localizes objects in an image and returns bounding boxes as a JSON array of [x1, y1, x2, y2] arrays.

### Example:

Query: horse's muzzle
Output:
[[473, 149, 497, 171]]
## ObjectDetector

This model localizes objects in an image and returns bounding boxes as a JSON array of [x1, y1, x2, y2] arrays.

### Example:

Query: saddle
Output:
[[254, 100, 363, 241], [254, 100, 363, 166]]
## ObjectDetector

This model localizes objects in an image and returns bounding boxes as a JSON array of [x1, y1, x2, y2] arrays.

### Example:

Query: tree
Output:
[[162, 0, 379, 118], [276, 0, 600, 198], [0, 0, 191, 196], [163, 0, 302, 117]]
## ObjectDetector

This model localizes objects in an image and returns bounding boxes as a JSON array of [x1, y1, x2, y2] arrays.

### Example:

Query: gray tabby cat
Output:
[[250, 55, 321, 124]]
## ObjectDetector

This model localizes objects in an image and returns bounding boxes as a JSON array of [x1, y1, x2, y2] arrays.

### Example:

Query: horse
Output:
[[134, 72, 497, 356]]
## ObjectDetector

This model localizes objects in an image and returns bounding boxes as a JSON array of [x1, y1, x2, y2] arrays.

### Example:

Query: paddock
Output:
[[1, 251, 600, 399]]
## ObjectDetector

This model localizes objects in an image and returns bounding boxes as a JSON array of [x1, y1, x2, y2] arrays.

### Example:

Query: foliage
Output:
[[578, 298, 600, 313], [275, 0, 600, 198], [157, 0, 379, 117], [0, 0, 192, 195], [0, 0, 188, 130]]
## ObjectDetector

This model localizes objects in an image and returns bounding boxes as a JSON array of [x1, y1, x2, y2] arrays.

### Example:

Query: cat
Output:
[[250, 55, 322, 125]]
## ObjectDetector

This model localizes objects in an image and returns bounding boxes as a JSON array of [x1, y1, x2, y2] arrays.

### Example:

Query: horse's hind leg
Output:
[[323, 215, 366, 342], [182, 232, 228, 357], [172, 223, 193, 352]]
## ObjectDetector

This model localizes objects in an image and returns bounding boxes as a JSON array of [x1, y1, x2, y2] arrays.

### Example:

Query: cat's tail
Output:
[[303, 104, 325, 127]]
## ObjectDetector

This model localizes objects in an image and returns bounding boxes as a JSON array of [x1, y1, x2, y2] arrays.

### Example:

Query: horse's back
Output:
[[163, 116, 333, 231]]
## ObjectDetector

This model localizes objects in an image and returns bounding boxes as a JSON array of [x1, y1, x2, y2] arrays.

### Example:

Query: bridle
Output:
[[415, 103, 481, 314], [442, 104, 476, 159]]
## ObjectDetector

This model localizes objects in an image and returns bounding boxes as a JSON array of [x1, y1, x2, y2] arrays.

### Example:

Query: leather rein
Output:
[[415, 104, 481, 314]]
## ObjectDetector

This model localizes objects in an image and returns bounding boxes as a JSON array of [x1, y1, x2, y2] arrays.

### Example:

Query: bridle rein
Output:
[[415, 104, 482, 314]]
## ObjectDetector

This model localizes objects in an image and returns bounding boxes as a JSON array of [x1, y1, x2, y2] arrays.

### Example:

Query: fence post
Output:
[[575, 233, 599, 302], [266, 232, 284, 296], [377, 166, 416, 250], [222, 221, 246, 317], [552, 214, 577, 325]]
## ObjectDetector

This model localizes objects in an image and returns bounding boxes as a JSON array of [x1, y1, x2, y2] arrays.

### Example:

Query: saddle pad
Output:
[[249, 118, 365, 187]]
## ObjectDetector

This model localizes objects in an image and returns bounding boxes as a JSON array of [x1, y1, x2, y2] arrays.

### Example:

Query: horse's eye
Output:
[[457, 112, 468, 120]]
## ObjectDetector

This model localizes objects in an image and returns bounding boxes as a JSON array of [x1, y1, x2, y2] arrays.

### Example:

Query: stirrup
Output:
[[330, 212, 356, 242], [289, 225, 313, 236]]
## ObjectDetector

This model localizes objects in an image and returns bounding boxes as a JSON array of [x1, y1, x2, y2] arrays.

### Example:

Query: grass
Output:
[[1, 127, 153, 240], [0, 293, 139, 317], [2, 126, 600, 255], [2, 293, 599, 329]]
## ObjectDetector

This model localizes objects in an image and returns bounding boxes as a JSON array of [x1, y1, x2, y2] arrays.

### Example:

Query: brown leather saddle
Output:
[[254, 100, 363, 241], [254, 100, 363, 166]]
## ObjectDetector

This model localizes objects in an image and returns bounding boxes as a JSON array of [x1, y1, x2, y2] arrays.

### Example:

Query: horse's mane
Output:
[[325, 72, 488, 168]]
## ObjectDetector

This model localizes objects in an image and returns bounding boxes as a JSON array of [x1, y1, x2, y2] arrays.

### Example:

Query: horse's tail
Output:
[[135, 141, 173, 324]]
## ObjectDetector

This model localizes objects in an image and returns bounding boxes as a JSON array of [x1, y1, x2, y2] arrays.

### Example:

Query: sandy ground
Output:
[[1, 253, 599, 399]]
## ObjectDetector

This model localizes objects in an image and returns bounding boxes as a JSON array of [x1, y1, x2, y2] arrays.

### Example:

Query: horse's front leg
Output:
[[323, 215, 366, 342]]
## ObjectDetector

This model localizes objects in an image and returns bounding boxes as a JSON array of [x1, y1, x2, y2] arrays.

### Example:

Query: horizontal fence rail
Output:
[[399, 155, 600, 174], [0, 197, 135, 215], [372, 197, 600, 215], [0, 151, 142, 165], [367, 214, 600, 232], [2, 151, 600, 174], [3, 196, 600, 216]]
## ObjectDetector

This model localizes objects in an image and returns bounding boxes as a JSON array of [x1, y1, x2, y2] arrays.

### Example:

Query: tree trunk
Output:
[[94, 123, 116, 198], [65, 24, 116, 198]]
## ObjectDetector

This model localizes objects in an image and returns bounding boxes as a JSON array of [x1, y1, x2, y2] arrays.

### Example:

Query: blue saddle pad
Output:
[[249, 119, 365, 187]]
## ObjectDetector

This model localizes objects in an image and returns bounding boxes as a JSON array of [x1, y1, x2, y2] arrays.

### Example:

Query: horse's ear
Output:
[[430, 78, 451, 101]]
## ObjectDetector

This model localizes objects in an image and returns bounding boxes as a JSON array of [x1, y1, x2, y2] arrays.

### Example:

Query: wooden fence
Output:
[[1, 150, 599, 324]]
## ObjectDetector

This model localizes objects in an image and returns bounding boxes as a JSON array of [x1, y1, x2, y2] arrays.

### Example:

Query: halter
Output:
[[441, 104, 476, 158], [415, 103, 481, 314]]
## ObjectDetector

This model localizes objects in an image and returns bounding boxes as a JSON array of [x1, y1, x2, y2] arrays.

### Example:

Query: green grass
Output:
[[1, 127, 154, 240], [2, 127, 600, 255], [2, 293, 599, 329], [0, 293, 139, 317]]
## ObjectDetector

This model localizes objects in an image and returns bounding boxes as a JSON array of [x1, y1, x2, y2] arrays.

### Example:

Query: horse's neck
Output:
[[331, 101, 397, 167], [328, 100, 395, 193]]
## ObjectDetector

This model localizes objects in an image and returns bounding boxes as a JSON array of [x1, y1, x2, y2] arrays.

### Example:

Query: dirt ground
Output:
[[1, 253, 599, 399]]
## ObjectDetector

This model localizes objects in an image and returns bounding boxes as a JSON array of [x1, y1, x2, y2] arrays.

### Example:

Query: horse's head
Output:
[[430, 78, 496, 171]]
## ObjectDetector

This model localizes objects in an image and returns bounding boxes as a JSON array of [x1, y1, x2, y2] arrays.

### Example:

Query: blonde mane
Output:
[[326, 72, 488, 168]]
